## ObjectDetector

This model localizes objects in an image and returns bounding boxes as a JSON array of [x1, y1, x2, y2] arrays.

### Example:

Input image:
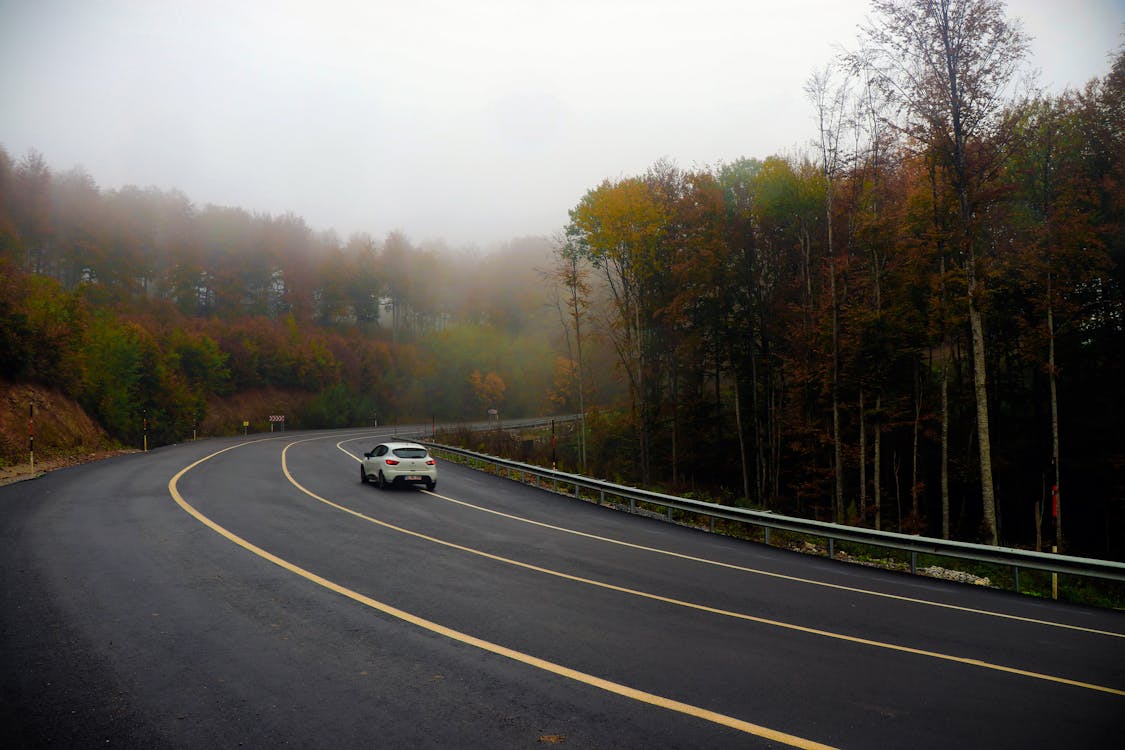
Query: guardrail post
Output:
[[1013, 566, 1020, 593], [630, 497, 636, 513], [710, 516, 715, 533], [599, 489, 605, 505], [667, 505, 673, 521], [1051, 546, 1058, 600], [764, 527, 771, 546], [910, 551, 917, 575], [828, 538, 835, 558]]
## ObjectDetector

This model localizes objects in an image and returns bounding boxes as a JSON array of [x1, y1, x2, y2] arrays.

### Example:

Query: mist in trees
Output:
[[1, 0, 1121, 559], [0, 155, 581, 445], [559, 11, 1123, 556]]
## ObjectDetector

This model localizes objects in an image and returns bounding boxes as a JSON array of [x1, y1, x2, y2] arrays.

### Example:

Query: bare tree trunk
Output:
[[734, 374, 750, 502], [941, 352, 950, 539], [550, 243, 590, 475], [808, 68, 847, 525], [1048, 288, 1062, 551], [859, 389, 867, 524], [874, 394, 882, 531], [969, 299, 998, 544], [1041, 110, 1061, 553], [911, 360, 922, 529], [831, 255, 844, 524], [570, 258, 588, 474], [671, 367, 678, 487], [937, 184, 952, 541], [1035, 497, 1043, 552], [750, 335, 764, 505], [636, 303, 651, 486], [893, 450, 902, 532], [769, 367, 783, 507]]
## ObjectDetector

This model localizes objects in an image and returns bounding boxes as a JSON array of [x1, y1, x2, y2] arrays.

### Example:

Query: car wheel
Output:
[[377, 471, 387, 490], [426, 480, 436, 491], [360, 464, 369, 484]]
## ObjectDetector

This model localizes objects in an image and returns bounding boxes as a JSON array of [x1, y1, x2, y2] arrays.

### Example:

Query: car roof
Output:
[[376, 441, 428, 449]]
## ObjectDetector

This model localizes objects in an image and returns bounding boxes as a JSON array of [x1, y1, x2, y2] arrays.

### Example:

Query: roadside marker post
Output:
[[29, 403, 35, 474]]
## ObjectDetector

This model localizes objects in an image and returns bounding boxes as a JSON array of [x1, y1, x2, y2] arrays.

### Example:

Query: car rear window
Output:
[[393, 447, 428, 459]]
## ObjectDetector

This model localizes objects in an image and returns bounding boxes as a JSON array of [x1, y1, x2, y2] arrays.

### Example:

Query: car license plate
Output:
[[405, 475, 422, 481]]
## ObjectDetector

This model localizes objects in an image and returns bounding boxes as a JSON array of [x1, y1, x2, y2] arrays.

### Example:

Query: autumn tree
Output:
[[652, 165, 731, 488], [546, 232, 593, 472], [567, 176, 666, 484], [856, 0, 1029, 544], [469, 370, 506, 413]]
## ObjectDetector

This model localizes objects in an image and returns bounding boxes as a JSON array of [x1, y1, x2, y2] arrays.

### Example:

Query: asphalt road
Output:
[[2, 428, 1123, 749]]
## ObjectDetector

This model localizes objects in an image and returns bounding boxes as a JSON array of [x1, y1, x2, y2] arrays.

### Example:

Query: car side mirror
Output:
[[363, 451, 372, 458]]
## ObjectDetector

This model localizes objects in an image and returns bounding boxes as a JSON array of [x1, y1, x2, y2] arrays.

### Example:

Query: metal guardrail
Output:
[[424, 440, 1125, 588]]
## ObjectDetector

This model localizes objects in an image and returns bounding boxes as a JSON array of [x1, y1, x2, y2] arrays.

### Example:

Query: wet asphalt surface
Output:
[[2, 429, 1123, 748]]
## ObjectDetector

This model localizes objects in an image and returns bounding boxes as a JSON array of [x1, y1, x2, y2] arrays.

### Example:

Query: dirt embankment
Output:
[[0, 381, 314, 485], [199, 387, 315, 436], [0, 380, 122, 484]]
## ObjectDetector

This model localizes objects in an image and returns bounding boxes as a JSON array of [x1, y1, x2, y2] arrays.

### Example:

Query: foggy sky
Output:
[[2, 0, 1121, 248]]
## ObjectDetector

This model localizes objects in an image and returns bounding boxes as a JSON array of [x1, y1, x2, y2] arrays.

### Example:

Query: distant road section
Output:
[[3, 429, 1122, 748]]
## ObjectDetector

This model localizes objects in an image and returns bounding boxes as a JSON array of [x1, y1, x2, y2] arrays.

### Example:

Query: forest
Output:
[[555, 10, 1124, 559], [0, 172, 604, 436], [1, 1, 1122, 559]]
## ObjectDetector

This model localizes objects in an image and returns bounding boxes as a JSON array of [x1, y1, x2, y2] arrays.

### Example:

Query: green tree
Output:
[[80, 315, 148, 442]]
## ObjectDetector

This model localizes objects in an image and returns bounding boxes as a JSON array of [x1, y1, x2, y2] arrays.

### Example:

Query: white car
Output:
[[360, 441, 437, 490]]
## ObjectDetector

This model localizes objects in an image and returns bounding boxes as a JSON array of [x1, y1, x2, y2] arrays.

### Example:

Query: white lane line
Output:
[[335, 439, 1124, 640], [169, 439, 839, 749], [323, 440, 1125, 696]]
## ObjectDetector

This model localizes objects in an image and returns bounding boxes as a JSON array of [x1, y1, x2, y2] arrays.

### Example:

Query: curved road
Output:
[[2, 428, 1122, 748]]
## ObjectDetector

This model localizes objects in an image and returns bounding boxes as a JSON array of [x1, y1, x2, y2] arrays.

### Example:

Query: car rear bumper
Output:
[[388, 472, 436, 487]]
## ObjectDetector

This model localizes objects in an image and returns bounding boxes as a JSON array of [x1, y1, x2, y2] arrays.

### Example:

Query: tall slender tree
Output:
[[567, 177, 666, 484], [807, 65, 851, 523], [856, 0, 1029, 543]]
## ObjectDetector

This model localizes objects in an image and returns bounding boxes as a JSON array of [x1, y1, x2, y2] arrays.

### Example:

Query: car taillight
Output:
[[385, 458, 399, 465], [426, 458, 436, 465]]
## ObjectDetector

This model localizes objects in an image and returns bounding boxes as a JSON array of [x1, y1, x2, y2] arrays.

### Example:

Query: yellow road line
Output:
[[169, 440, 837, 749], [342, 439, 1125, 641], [328, 440, 1125, 696]]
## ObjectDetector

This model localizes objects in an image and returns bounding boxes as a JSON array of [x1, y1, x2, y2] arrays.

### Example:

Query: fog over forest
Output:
[[1, 1, 1119, 246], [2, 1, 1124, 561]]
